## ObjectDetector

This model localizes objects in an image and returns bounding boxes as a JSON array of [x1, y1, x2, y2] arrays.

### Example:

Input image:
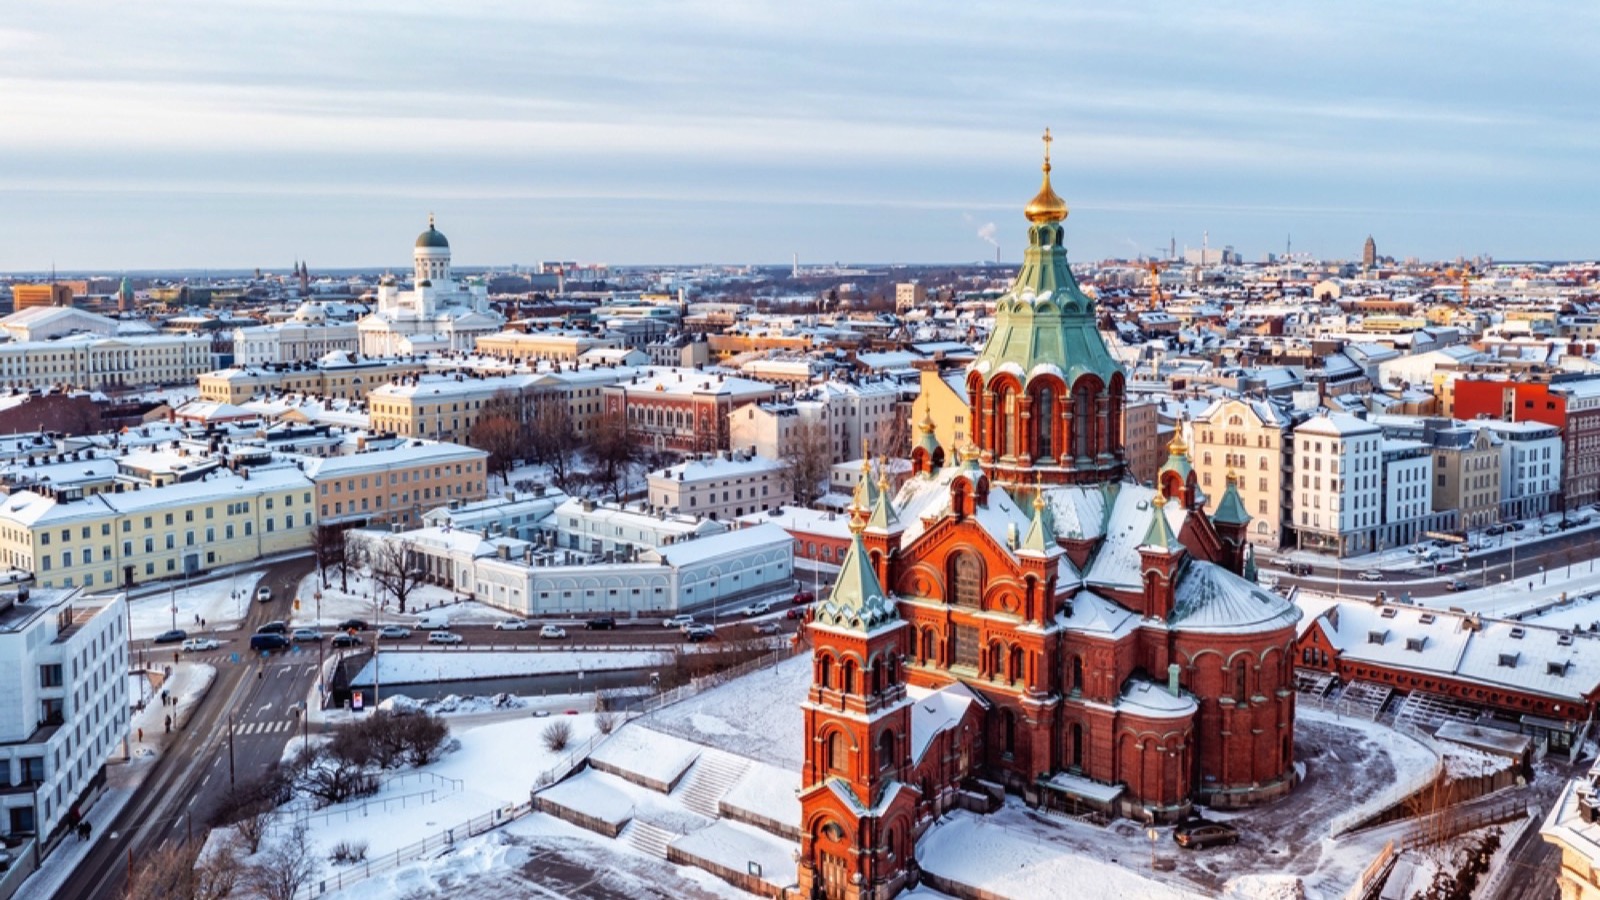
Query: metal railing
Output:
[[298, 801, 532, 899]]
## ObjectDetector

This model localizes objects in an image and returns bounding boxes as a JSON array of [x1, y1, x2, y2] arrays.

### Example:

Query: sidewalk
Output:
[[128, 661, 217, 760]]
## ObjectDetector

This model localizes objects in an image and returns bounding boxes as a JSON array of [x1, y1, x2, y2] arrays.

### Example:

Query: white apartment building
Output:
[[1464, 420, 1563, 520], [421, 488, 568, 541], [727, 377, 908, 463], [0, 588, 128, 844], [232, 316, 360, 366], [544, 497, 727, 558], [0, 333, 213, 391], [1293, 414, 1383, 557], [647, 452, 786, 521], [1381, 439, 1434, 548]]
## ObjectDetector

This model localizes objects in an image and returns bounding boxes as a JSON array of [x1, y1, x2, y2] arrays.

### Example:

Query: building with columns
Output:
[[356, 218, 504, 357], [798, 136, 1300, 900]]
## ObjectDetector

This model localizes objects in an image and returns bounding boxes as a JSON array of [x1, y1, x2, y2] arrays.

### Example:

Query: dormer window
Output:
[[1548, 661, 1568, 677], [1367, 630, 1387, 645], [1380, 608, 1397, 619], [1418, 613, 1436, 625], [1510, 627, 1526, 639], [1498, 653, 1518, 668], [1405, 636, 1426, 652], [1559, 634, 1576, 647]]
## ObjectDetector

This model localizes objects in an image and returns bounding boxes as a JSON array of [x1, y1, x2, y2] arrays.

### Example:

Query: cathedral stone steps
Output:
[[624, 818, 678, 859], [678, 749, 751, 819]]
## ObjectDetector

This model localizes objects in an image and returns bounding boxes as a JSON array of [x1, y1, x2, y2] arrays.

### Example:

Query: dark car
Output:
[[153, 628, 188, 644], [684, 624, 716, 642], [1173, 819, 1239, 850], [255, 621, 288, 636], [1445, 579, 1471, 592], [1286, 562, 1314, 576], [585, 616, 616, 630], [336, 619, 369, 632], [1485, 524, 1507, 536], [330, 633, 363, 649], [249, 634, 289, 652], [786, 606, 811, 620]]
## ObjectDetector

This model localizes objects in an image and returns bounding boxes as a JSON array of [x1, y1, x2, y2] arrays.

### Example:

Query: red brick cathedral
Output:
[[798, 134, 1302, 900]]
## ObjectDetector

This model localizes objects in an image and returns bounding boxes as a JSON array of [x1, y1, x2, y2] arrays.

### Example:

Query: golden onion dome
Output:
[[1024, 128, 1069, 224]]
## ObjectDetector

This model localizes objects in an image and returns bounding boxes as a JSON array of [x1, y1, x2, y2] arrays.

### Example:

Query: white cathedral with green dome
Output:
[[357, 216, 504, 357]]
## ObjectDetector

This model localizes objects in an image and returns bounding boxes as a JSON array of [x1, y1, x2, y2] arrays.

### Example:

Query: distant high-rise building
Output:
[[1363, 235, 1377, 268], [11, 283, 73, 311]]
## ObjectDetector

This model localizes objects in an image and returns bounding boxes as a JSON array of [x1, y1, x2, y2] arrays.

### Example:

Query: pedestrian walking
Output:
[[163, 714, 171, 733], [136, 727, 142, 742]]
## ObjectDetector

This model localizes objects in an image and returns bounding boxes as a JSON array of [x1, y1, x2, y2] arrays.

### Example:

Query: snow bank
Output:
[[1223, 873, 1306, 900], [537, 767, 638, 828], [351, 649, 667, 686], [720, 761, 801, 836], [671, 820, 797, 888], [589, 723, 702, 791], [128, 571, 263, 639], [917, 812, 1204, 900]]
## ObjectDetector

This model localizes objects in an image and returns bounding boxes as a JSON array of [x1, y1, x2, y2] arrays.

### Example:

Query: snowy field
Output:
[[127, 571, 263, 640], [635, 653, 809, 769], [294, 570, 511, 628], [351, 649, 670, 686]]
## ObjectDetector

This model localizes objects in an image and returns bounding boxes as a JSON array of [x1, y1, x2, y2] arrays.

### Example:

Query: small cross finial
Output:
[[428, 212, 435, 229], [1042, 128, 1053, 169]]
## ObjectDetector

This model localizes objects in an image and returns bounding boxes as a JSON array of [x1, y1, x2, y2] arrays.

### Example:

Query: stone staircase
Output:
[[624, 818, 678, 859], [678, 750, 751, 819]]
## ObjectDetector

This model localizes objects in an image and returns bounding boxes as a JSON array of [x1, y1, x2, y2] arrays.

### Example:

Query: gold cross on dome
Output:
[[1042, 128, 1053, 166]]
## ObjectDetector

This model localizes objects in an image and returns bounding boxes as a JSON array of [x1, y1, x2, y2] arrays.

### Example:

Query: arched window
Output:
[[999, 387, 1016, 458], [1069, 723, 1084, 770], [1009, 646, 1025, 684], [842, 659, 857, 695], [920, 627, 937, 664], [1232, 658, 1249, 703], [1070, 655, 1084, 694], [1036, 388, 1054, 459], [987, 642, 1003, 678], [952, 553, 982, 609], [818, 655, 833, 690], [826, 732, 845, 772], [877, 730, 895, 770], [1072, 386, 1092, 458]]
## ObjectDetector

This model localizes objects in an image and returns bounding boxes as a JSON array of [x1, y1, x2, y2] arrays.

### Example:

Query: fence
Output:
[[276, 770, 464, 828], [297, 800, 532, 899], [1342, 840, 1396, 900], [1399, 798, 1528, 851]]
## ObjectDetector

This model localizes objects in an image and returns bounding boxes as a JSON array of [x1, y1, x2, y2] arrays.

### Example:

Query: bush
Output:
[[541, 720, 573, 752], [595, 711, 618, 735], [328, 839, 368, 865]]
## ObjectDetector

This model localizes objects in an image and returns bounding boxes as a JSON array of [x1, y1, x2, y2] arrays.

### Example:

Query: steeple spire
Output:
[[1024, 128, 1069, 224], [867, 466, 899, 531], [1141, 491, 1181, 552], [1020, 475, 1057, 554], [815, 500, 897, 632]]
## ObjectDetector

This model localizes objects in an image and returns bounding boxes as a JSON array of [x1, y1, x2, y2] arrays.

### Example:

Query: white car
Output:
[[494, 619, 529, 631], [291, 628, 323, 642], [539, 624, 567, 640], [181, 637, 220, 652], [741, 601, 772, 617], [255, 585, 273, 602], [428, 630, 463, 645], [1358, 570, 1384, 582], [663, 614, 695, 630]]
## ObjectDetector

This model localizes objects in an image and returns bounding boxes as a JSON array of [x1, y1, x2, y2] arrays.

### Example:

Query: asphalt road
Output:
[[59, 557, 319, 900]]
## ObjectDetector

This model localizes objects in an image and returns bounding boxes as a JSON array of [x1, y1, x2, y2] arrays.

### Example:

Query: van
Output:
[[250, 634, 289, 653], [415, 613, 449, 630]]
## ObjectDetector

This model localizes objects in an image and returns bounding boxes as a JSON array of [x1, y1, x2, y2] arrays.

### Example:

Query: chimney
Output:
[[1168, 663, 1181, 697]]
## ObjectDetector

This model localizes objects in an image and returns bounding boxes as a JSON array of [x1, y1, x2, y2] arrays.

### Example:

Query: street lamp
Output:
[[1541, 564, 1547, 586]]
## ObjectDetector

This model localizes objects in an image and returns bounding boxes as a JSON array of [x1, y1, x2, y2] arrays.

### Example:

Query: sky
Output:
[[1, 1, 1597, 271]]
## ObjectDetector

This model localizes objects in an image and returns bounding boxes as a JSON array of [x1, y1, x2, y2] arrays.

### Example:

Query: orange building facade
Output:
[[798, 139, 1301, 900]]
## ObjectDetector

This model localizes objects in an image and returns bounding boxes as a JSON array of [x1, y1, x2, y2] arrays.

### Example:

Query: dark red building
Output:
[[1454, 376, 1600, 511]]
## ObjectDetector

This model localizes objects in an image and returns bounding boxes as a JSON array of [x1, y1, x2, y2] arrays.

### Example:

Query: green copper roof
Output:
[[972, 221, 1120, 387], [1019, 493, 1056, 555], [1140, 499, 1182, 553], [866, 478, 900, 532], [815, 525, 898, 632], [416, 225, 450, 249], [917, 421, 941, 472], [1211, 475, 1251, 527]]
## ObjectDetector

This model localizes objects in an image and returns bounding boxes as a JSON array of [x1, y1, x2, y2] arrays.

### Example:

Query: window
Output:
[[951, 553, 982, 609], [952, 624, 980, 669], [38, 664, 62, 688]]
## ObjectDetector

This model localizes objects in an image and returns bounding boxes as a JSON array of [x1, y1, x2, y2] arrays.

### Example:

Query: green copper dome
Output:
[[416, 215, 449, 249]]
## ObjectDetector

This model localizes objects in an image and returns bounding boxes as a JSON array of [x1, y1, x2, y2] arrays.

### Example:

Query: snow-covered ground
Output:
[[634, 653, 809, 769], [294, 569, 510, 628], [351, 650, 669, 686], [127, 571, 263, 640]]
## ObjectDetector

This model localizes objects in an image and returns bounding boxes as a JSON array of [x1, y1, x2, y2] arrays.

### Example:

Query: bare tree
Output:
[[293, 739, 378, 808], [467, 393, 525, 488], [527, 398, 582, 488], [210, 762, 291, 854], [364, 536, 425, 614], [246, 822, 319, 900], [782, 421, 833, 507], [586, 411, 641, 502], [311, 524, 347, 592], [124, 835, 242, 900], [871, 408, 913, 461], [541, 719, 573, 752]]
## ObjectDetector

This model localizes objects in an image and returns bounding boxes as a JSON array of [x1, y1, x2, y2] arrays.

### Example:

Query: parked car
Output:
[[330, 633, 362, 649], [1285, 562, 1314, 576], [153, 628, 188, 644], [255, 621, 288, 636], [428, 630, 463, 645], [791, 590, 815, 605], [1444, 579, 1471, 592], [1485, 524, 1507, 536], [1541, 523, 1560, 535], [663, 614, 695, 630], [740, 601, 772, 617], [336, 619, 369, 632], [1358, 570, 1384, 582], [181, 637, 220, 652], [585, 616, 616, 630], [377, 625, 412, 640], [539, 625, 567, 640], [255, 585, 273, 602], [786, 605, 811, 620], [493, 619, 529, 631], [684, 624, 716, 642], [250, 634, 290, 652], [1173, 819, 1239, 849], [1509, 522, 1527, 531], [752, 621, 782, 635], [291, 628, 323, 642]]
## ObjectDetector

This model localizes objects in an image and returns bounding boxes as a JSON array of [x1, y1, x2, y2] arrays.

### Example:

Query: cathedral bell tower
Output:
[[966, 130, 1128, 489], [798, 501, 918, 900]]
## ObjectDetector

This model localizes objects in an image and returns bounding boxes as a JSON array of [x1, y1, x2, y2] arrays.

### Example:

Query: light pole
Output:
[[227, 712, 236, 789]]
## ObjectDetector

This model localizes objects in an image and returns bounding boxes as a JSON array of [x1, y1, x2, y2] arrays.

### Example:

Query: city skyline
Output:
[[3, 1, 1597, 269]]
